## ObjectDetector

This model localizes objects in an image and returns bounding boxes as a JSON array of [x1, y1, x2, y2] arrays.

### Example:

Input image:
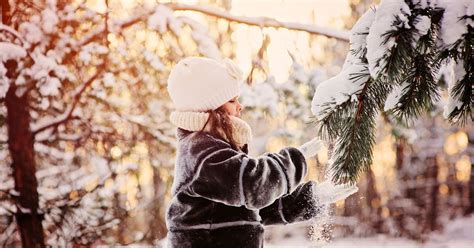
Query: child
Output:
[[165, 57, 357, 248]]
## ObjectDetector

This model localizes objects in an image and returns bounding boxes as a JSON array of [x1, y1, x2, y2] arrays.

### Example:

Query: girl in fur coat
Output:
[[165, 57, 357, 248]]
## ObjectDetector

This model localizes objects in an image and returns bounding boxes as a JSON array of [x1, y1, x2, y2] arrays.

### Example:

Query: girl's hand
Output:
[[313, 180, 358, 205], [260, 180, 357, 225], [297, 137, 324, 159]]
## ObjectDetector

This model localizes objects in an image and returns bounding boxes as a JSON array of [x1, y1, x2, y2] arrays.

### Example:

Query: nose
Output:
[[238, 103, 243, 112]]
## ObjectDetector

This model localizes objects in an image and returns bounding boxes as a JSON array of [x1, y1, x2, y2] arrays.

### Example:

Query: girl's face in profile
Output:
[[221, 96, 243, 118]]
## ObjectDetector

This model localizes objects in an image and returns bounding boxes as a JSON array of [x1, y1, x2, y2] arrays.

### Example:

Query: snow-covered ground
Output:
[[266, 216, 474, 248], [267, 236, 420, 248], [267, 235, 473, 248], [156, 235, 473, 248], [152, 216, 473, 248]]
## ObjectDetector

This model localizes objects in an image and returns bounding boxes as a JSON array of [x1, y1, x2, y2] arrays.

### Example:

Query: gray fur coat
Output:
[[166, 128, 321, 248]]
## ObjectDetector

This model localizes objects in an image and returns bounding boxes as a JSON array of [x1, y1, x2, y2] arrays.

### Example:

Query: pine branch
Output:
[[317, 100, 355, 141], [313, 2, 471, 184], [446, 26, 473, 125], [329, 77, 391, 184], [391, 55, 439, 121], [351, 34, 368, 61], [379, 24, 415, 83], [316, 62, 391, 184], [448, 77, 474, 125], [388, 18, 441, 122], [330, 79, 374, 184]]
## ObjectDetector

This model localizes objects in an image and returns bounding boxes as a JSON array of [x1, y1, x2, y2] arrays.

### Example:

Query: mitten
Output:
[[313, 180, 358, 205], [297, 138, 324, 159], [260, 181, 320, 225]]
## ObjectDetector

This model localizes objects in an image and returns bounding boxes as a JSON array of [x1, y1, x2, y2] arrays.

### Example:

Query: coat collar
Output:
[[176, 128, 193, 141]]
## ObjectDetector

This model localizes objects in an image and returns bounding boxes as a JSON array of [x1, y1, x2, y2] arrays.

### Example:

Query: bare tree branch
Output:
[[32, 67, 104, 135], [0, 221, 16, 247], [165, 3, 350, 42], [61, 1, 348, 65], [61, 7, 154, 63]]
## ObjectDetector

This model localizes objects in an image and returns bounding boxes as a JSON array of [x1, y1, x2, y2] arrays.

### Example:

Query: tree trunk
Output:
[[425, 156, 439, 231], [3, 0, 45, 246], [365, 168, 384, 233], [466, 128, 474, 215], [148, 166, 167, 242], [6, 84, 45, 247], [1, 0, 11, 24], [389, 137, 406, 236], [342, 184, 360, 236], [113, 192, 127, 244]]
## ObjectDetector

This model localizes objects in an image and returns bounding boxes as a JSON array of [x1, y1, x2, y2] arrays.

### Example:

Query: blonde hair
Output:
[[202, 107, 238, 150]]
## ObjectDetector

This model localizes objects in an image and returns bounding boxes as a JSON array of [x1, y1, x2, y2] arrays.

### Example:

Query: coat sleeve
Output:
[[186, 136, 307, 210], [259, 181, 321, 226]]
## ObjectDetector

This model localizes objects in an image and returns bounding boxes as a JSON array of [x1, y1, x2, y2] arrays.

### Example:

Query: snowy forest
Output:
[[0, 0, 472, 247]]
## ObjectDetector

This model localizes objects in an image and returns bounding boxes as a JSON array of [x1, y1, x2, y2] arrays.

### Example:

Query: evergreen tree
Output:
[[312, 0, 473, 184]]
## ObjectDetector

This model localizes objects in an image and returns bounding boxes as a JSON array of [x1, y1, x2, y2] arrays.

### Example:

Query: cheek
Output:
[[234, 104, 240, 112], [222, 103, 240, 115], [223, 103, 235, 114]]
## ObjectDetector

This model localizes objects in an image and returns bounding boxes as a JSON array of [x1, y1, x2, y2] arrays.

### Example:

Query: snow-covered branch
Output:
[[311, 0, 473, 183], [165, 3, 350, 42], [0, 24, 24, 43], [61, 10, 152, 63], [32, 68, 104, 135], [59, 1, 349, 67]]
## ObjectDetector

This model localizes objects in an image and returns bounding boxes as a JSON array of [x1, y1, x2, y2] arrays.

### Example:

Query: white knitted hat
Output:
[[167, 56, 244, 112]]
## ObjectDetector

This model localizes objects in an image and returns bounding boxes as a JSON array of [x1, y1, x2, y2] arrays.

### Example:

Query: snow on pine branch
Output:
[[310, 64, 368, 122], [366, 0, 411, 79], [312, 9, 375, 123], [443, 60, 471, 122], [310, 0, 473, 183], [438, 0, 473, 48], [439, 0, 473, 124]]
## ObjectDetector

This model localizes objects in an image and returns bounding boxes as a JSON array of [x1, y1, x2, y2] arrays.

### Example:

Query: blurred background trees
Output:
[[0, 0, 471, 247]]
